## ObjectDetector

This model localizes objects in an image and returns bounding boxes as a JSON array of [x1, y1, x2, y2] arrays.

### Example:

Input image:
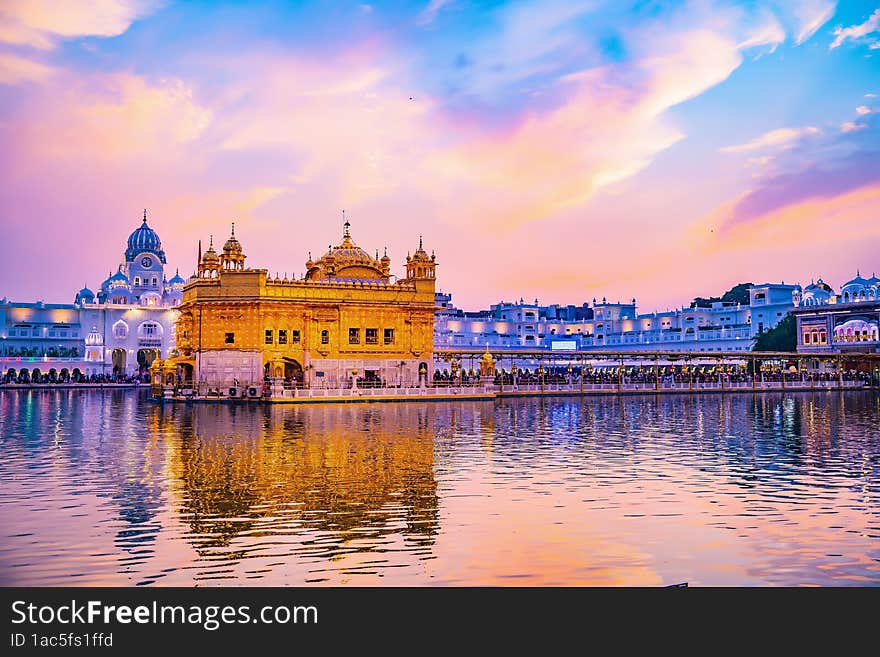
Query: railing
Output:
[[494, 379, 867, 393], [278, 386, 494, 399], [157, 377, 872, 401]]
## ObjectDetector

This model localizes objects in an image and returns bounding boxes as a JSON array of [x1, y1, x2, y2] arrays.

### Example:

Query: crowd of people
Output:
[[1, 369, 148, 385], [428, 365, 874, 388]]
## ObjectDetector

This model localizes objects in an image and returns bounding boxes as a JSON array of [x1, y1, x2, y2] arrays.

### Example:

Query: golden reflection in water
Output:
[[150, 402, 441, 563]]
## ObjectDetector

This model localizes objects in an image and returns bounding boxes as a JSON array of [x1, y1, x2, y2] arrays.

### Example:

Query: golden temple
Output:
[[153, 219, 437, 389]]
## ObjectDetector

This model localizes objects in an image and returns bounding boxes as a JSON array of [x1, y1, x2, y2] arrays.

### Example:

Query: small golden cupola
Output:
[[220, 222, 246, 271], [405, 235, 436, 280], [199, 235, 221, 278], [380, 247, 391, 277], [305, 215, 389, 282]]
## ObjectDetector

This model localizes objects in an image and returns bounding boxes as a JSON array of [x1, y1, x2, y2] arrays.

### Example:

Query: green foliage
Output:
[[753, 313, 797, 352], [691, 282, 753, 308]]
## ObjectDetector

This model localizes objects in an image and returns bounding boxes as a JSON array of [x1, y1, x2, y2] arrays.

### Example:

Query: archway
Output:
[[72, 368, 81, 382], [137, 348, 159, 374], [283, 359, 303, 384], [6, 368, 16, 383], [179, 363, 194, 384], [112, 348, 127, 376], [31, 368, 42, 383]]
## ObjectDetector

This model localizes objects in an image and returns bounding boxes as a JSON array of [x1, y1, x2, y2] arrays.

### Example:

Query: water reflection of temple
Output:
[[151, 402, 443, 560]]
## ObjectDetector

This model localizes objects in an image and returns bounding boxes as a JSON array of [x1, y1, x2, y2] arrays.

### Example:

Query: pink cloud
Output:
[[720, 126, 820, 153], [0, 0, 161, 49], [0, 52, 54, 85]]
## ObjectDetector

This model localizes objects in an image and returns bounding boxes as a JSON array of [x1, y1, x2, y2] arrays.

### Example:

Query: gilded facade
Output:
[[166, 220, 437, 388]]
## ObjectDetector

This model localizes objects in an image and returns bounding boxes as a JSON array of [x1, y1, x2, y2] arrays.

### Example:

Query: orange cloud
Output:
[[7, 71, 211, 169], [693, 183, 880, 251], [0, 0, 160, 49]]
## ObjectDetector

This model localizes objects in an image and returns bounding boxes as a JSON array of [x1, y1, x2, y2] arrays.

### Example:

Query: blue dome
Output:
[[843, 271, 870, 288], [109, 271, 129, 284], [125, 212, 167, 263], [75, 286, 95, 303], [169, 270, 186, 285]]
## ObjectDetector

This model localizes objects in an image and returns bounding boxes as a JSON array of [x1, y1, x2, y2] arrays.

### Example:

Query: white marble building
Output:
[[1, 212, 183, 380]]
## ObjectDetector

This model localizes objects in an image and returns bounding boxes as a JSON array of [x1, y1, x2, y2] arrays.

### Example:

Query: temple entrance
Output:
[[112, 349, 127, 376], [283, 359, 303, 385], [137, 348, 159, 375], [179, 362, 194, 385]]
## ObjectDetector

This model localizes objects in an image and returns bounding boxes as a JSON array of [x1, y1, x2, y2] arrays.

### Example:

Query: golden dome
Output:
[[407, 235, 434, 264], [222, 222, 243, 254], [202, 237, 220, 265], [306, 219, 387, 282]]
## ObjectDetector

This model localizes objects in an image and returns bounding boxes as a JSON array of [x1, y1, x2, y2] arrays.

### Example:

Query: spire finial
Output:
[[419, 234, 423, 249], [342, 210, 350, 238], [143, 209, 147, 223], [384, 246, 388, 257], [231, 221, 235, 237], [209, 234, 213, 248]]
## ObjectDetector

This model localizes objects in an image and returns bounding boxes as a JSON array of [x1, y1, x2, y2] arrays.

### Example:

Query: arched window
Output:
[[139, 322, 161, 337], [113, 321, 129, 339], [134, 276, 141, 286]]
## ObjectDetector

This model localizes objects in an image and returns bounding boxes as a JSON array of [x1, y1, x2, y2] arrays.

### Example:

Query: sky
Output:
[[0, 0, 878, 311]]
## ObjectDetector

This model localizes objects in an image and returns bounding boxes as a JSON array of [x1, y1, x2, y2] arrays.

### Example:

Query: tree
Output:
[[753, 313, 797, 351], [691, 282, 753, 308]]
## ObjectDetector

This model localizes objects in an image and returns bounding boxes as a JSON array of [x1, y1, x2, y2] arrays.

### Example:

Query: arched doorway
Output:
[[264, 362, 276, 380], [72, 368, 81, 382], [179, 363, 194, 385], [283, 359, 303, 385], [112, 348, 127, 376], [137, 348, 159, 375], [31, 368, 42, 382]]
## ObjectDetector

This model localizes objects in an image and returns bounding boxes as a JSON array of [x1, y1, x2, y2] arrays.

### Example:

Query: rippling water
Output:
[[0, 389, 878, 586]]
